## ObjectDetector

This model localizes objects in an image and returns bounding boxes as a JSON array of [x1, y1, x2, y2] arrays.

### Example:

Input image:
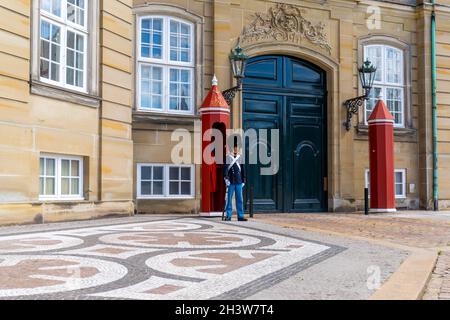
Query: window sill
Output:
[[137, 196, 195, 200], [38, 198, 86, 203], [133, 111, 201, 125], [356, 124, 416, 137], [30, 80, 101, 108]]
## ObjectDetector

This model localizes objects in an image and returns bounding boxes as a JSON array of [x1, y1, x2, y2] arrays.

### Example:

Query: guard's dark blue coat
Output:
[[223, 154, 246, 185]]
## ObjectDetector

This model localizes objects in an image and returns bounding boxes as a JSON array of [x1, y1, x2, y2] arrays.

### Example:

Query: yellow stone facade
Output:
[[0, 0, 134, 225], [1, 0, 450, 225]]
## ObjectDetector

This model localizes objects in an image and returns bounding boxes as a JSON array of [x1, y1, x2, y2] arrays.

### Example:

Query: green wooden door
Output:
[[243, 55, 327, 213]]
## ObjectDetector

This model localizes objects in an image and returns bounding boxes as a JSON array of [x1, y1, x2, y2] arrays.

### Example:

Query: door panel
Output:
[[244, 56, 283, 88], [289, 122, 323, 211], [243, 55, 327, 213], [243, 94, 283, 212]]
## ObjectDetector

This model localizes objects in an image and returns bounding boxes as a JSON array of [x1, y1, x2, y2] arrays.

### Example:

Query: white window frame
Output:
[[365, 169, 407, 199], [364, 44, 405, 128], [137, 164, 195, 199], [39, 154, 84, 201], [136, 15, 195, 115], [39, 0, 89, 92]]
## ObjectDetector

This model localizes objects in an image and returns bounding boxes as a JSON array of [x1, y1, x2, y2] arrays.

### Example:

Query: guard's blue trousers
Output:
[[226, 183, 244, 220]]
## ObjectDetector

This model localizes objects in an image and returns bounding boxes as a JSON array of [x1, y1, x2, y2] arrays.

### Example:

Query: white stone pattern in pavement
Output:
[[0, 219, 337, 300]]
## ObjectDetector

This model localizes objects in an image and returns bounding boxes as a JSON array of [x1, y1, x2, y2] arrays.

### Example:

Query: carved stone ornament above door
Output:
[[241, 3, 332, 53]]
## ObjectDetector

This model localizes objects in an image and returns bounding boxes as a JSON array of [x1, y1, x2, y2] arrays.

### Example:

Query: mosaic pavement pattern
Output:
[[0, 218, 344, 300]]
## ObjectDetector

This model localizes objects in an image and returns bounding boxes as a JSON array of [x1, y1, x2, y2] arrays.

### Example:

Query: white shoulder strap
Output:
[[227, 154, 241, 172]]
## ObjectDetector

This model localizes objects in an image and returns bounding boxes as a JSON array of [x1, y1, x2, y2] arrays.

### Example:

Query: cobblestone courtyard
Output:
[[0, 216, 410, 300], [255, 212, 450, 300]]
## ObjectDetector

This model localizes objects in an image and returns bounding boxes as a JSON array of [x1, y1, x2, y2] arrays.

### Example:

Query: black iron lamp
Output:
[[222, 41, 249, 107], [343, 60, 377, 131]]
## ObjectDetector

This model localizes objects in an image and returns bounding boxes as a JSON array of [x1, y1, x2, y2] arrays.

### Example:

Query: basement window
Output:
[[137, 164, 194, 199], [39, 154, 84, 201], [365, 169, 406, 199]]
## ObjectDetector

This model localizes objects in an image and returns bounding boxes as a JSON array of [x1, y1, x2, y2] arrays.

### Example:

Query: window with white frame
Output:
[[39, 0, 88, 91], [365, 169, 406, 199], [364, 45, 405, 127], [137, 16, 195, 114], [137, 164, 194, 198], [39, 155, 84, 200]]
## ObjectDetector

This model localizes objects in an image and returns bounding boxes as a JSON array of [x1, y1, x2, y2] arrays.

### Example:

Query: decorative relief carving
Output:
[[241, 3, 332, 53]]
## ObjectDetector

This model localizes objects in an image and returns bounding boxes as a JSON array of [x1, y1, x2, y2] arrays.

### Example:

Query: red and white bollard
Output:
[[368, 97, 396, 213]]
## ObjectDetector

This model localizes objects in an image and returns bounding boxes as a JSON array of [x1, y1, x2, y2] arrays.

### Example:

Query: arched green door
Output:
[[243, 55, 327, 213]]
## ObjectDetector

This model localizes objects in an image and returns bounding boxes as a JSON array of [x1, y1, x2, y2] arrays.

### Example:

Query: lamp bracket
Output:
[[343, 94, 368, 131], [222, 85, 241, 108]]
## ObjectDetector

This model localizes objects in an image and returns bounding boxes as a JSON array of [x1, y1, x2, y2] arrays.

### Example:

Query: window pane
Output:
[[141, 95, 150, 109], [169, 181, 179, 195], [51, 24, 61, 43], [181, 168, 191, 180], [170, 20, 191, 63], [66, 68, 74, 85], [140, 65, 163, 109], [141, 32, 150, 44], [52, 0, 61, 16], [395, 172, 403, 183], [181, 182, 191, 195], [61, 178, 70, 195], [366, 46, 382, 82], [62, 160, 70, 176], [153, 47, 162, 59], [41, 0, 51, 13], [180, 98, 189, 111], [46, 159, 55, 176], [67, 0, 85, 27], [386, 87, 403, 125], [41, 41, 50, 59], [170, 167, 179, 180], [67, 4, 76, 23], [153, 96, 162, 109], [141, 181, 151, 195], [67, 31, 75, 49], [169, 97, 178, 110], [385, 47, 402, 84], [153, 182, 163, 195], [140, 18, 163, 59], [45, 178, 55, 195], [76, 70, 83, 87], [141, 167, 152, 180], [76, 51, 83, 68], [71, 160, 80, 176], [395, 184, 403, 196], [169, 69, 192, 112], [153, 167, 163, 180], [40, 177, 45, 195], [41, 0, 61, 16], [153, 19, 162, 31], [365, 87, 382, 123], [40, 59, 50, 79], [41, 21, 51, 40], [40, 158, 45, 175], [51, 44, 60, 63], [141, 46, 150, 58], [71, 178, 80, 195], [50, 62, 59, 81]]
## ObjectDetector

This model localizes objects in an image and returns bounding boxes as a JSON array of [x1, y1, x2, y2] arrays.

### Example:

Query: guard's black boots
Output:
[[238, 218, 248, 222]]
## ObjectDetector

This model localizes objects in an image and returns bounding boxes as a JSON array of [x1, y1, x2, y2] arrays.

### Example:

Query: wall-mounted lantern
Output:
[[343, 60, 377, 131], [222, 41, 249, 107]]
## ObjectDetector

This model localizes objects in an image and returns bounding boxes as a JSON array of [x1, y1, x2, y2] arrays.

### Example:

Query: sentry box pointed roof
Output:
[[200, 75, 230, 113], [368, 96, 394, 123]]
